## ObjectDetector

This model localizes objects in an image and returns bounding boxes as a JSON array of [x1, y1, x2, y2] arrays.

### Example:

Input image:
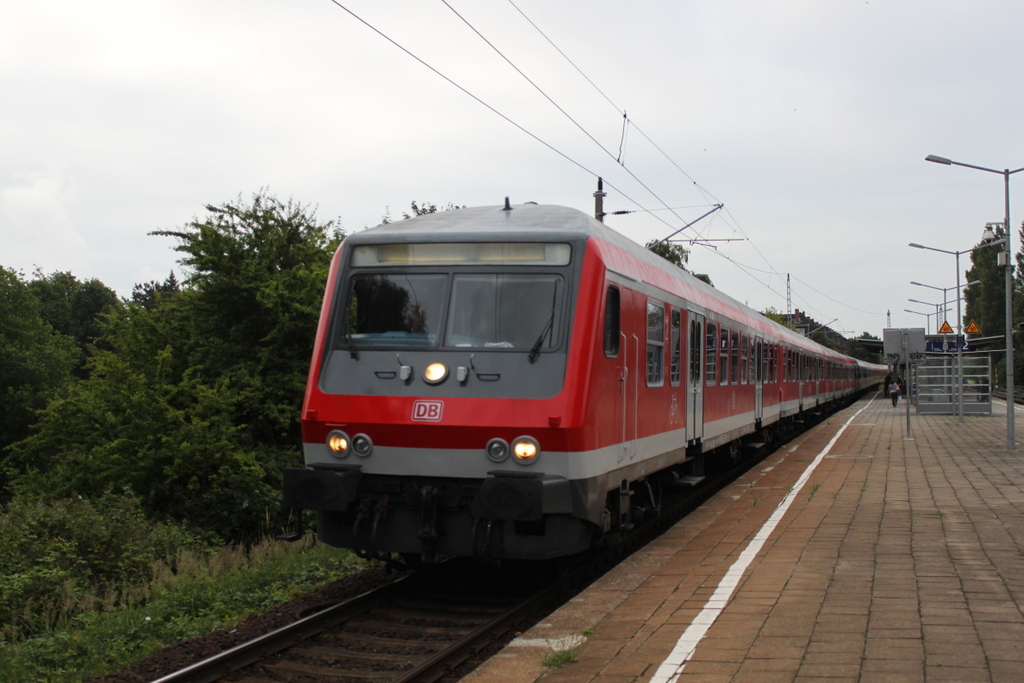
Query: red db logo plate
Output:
[[411, 400, 444, 422]]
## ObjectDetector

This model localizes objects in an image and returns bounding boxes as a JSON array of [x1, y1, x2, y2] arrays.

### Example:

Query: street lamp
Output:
[[909, 280, 979, 333], [909, 239, 1003, 423], [927, 154, 1024, 450], [904, 308, 935, 334], [907, 297, 948, 331]]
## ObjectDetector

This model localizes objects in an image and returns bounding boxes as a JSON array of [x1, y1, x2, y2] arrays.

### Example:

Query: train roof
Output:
[[350, 203, 871, 365]]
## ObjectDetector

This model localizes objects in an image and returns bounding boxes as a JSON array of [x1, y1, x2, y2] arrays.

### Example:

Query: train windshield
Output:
[[343, 272, 565, 351]]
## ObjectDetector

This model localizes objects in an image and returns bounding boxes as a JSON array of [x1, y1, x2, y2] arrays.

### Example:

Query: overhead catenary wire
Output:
[[440, 0, 702, 232], [330, 0, 884, 327], [505, 0, 885, 323], [325, 0, 682, 235]]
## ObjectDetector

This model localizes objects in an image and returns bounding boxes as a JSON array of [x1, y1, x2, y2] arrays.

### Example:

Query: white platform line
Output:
[[649, 397, 876, 683]]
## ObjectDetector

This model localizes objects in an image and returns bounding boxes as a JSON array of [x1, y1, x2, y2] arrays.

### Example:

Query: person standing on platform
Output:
[[890, 379, 901, 407]]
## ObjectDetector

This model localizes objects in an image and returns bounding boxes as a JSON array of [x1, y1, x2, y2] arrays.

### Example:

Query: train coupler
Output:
[[470, 517, 503, 560], [353, 498, 391, 562], [417, 486, 444, 564]]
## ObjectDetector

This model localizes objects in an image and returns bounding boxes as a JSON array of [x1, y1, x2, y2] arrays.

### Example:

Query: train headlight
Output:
[[327, 430, 350, 458], [486, 438, 510, 462], [424, 362, 448, 384], [511, 436, 540, 465], [352, 433, 373, 458]]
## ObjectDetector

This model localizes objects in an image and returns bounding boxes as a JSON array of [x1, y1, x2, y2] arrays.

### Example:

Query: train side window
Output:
[[730, 329, 740, 384], [646, 300, 665, 386], [603, 285, 620, 357], [670, 308, 682, 386], [756, 339, 763, 384], [740, 334, 748, 384], [719, 326, 730, 386], [705, 323, 717, 385], [749, 337, 757, 384]]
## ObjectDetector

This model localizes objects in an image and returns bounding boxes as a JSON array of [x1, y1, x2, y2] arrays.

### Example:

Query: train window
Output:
[[719, 326, 730, 386], [690, 319, 702, 384], [730, 329, 740, 384], [705, 323, 717, 385], [749, 337, 757, 384], [446, 274, 564, 350], [604, 285, 620, 357], [739, 334, 747, 384], [670, 309, 682, 386], [753, 337, 761, 385], [345, 273, 448, 347], [646, 301, 665, 386]]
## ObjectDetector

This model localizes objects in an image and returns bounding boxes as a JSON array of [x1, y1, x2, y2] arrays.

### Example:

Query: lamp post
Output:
[[909, 280, 979, 335], [904, 308, 936, 334], [908, 297, 947, 332], [909, 240, 1003, 422], [926, 154, 1024, 450]]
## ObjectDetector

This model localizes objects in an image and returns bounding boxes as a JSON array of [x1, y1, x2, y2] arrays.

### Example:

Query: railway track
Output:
[[149, 400, 853, 683]]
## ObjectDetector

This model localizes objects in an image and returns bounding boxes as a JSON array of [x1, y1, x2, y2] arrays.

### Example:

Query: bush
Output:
[[0, 491, 210, 641]]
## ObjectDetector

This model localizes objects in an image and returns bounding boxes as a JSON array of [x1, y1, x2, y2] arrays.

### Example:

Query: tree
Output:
[[0, 268, 78, 479], [381, 201, 463, 224], [8, 191, 345, 541], [964, 225, 1005, 344], [645, 240, 714, 287], [762, 306, 788, 327], [26, 271, 118, 377], [130, 271, 181, 310], [809, 330, 835, 350], [847, 332, 882, 364]]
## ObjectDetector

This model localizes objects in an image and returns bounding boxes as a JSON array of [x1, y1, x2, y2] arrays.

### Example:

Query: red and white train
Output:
[[283, 202, 884, 562]]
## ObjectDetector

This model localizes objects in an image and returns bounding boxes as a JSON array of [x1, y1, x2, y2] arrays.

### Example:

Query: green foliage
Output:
[[0, 491, 208, 641], [645, 240, 714, 286], [0, 267, 78, 461], [846, 332, 883, 364], [0, 539, 369, 682], [762, 306, 788, 326], [26, 270, 119, 377], [645, 239, 690, 268], [542, 647, 580, 667], [130, 271, 181, 311], [381, 200, 464, 224], [8, 191, 345, 542], [809, 330, 835, 350]]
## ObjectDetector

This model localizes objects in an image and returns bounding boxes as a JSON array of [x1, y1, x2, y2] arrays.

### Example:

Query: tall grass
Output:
[[0, 536, 369, 682]]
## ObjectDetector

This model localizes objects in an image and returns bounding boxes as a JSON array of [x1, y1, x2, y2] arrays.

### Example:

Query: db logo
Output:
[[411, 400, 444, 422]]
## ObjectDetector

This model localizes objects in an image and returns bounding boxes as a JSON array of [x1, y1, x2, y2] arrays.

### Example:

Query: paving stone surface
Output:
[[463, 395, 1024, 682]]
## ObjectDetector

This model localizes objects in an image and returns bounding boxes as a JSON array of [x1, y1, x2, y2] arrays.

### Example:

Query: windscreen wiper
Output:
[[528, 286, 559, 364]]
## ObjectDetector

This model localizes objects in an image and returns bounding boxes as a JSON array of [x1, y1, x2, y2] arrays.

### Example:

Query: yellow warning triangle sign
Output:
[[965, 320, 981, 334], [938, 321, 954, 334]]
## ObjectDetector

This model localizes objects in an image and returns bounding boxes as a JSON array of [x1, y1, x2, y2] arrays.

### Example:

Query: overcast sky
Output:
[[3, 0, 1024, 338]]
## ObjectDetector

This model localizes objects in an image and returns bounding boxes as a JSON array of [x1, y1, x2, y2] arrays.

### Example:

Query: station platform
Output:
[[464, 393, 1024, 682]]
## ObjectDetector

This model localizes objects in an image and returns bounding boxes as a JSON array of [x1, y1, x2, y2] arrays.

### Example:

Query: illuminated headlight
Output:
[[486, 438, 510, 463], [511, 436, 540, 465], [352, 433, 373, 457], [327, 430, 350, 458], [424, 362, 448, 384]]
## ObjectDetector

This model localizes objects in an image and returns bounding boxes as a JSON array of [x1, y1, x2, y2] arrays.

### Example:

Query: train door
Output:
[[687, 312, 704, 444], [618, 289, 639, 461], [755, 337, 764, 423]]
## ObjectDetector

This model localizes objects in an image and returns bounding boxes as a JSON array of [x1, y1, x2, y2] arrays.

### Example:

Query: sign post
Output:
[[884, 328, 926, 440]]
